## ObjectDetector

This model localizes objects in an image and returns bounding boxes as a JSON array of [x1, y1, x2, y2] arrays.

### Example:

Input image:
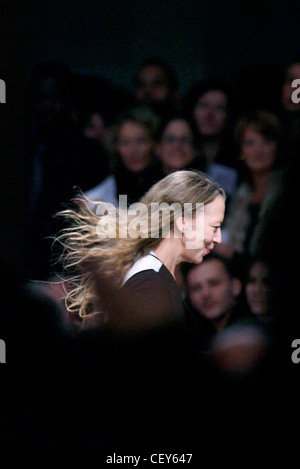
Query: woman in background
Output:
[[85, 106, 161, 206], [245, 257, 271, 318], [182, 80, 238, 198], [219, 109, 285, 258], [155, 113, 237, 198]]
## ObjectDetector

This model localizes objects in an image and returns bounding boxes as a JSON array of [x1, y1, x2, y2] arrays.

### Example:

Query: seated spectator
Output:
[[219, 109, 286, 258], [244, 257, 272, 320], [133, 57, 180, 118], [155, 114, 200, 175], [85, 106, 161, 206], [182, 78, 237, 169], [183, 253, 243, 352], [155, 114, 237, 197]]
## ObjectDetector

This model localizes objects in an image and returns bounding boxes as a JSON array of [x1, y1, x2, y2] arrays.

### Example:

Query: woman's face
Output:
[[116, 121, 153, 173], [157, 119, 196, 172], [246, 261, 270, 316], [193, 90, 228, 137], [241, 127, 277, 174], [180, 195, 225, 264]]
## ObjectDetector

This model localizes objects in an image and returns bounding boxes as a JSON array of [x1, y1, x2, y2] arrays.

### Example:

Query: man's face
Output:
[[187, 259, 237, 321], [136, 65, 171, 106]]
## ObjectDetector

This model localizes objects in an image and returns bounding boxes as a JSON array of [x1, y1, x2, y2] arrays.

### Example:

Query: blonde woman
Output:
[[56, 170, 225, 333]]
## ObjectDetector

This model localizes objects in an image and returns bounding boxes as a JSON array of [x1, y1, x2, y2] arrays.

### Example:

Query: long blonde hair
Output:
[[54, 170, 225, 320]]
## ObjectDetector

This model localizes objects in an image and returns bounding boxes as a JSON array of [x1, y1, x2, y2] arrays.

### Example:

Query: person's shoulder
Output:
[[85, 174, 117, 205], [122, 253, 163, 287]]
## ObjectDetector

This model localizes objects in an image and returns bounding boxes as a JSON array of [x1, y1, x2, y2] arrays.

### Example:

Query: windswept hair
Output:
[[54, 170, 225, 320]]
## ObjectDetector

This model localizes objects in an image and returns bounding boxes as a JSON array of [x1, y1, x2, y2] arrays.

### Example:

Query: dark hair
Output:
[[114, 106, 161, 140], [234, 110, 281, 151], [242, 254, 271, 285], [182, 78, 234, 123], [182, 252, 239, 284], [134, 57, 179, 93], [234, 110, 283, 174], [154, 113, 197, 144]]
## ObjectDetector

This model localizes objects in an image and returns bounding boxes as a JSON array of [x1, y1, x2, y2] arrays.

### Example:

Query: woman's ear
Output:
[[174, 215, 185, 235]]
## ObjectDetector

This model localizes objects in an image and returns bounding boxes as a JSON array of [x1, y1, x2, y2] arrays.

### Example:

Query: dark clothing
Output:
[[243, 201, 260, 254], [110, 252, 186, 332], [114, 159, 162, 205], [184, 296, 251, 353], [28, 131, 109, 279]]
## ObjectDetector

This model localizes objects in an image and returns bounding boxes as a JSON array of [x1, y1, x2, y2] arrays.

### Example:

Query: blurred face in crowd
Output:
[[282, 62, 300, 112], [186, 258, 241, 322], [241, 126, 277, 174], [157, 119, 196, 173], [136, 65, 172, 106], [83, 112, 106, 143], [193, 90, 228, 137], [246, 261, 270, 316], [116, 120, 153, 173]]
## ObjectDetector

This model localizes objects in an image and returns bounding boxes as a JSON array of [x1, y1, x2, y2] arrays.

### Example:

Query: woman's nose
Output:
[[213, 229, 222, 244]]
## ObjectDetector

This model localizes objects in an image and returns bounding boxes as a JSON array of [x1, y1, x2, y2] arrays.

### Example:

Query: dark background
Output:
[[1, 0, 300, 276], [25, 0, 300, 92]]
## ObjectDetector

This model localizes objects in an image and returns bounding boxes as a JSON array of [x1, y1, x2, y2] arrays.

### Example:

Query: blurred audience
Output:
[[85, 106, 161, 206], [182, 79, 236, 166], [182, 79, 238, 197], [155, 113, 238, 198], [219, 109, 286, 258], [245, 257, 271, 319], [155, 114, 200, 174], [133, 57, 180, 118]]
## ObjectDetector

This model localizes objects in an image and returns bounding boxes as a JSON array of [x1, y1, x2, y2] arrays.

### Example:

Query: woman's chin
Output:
[[190, 249, 205, 264]]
